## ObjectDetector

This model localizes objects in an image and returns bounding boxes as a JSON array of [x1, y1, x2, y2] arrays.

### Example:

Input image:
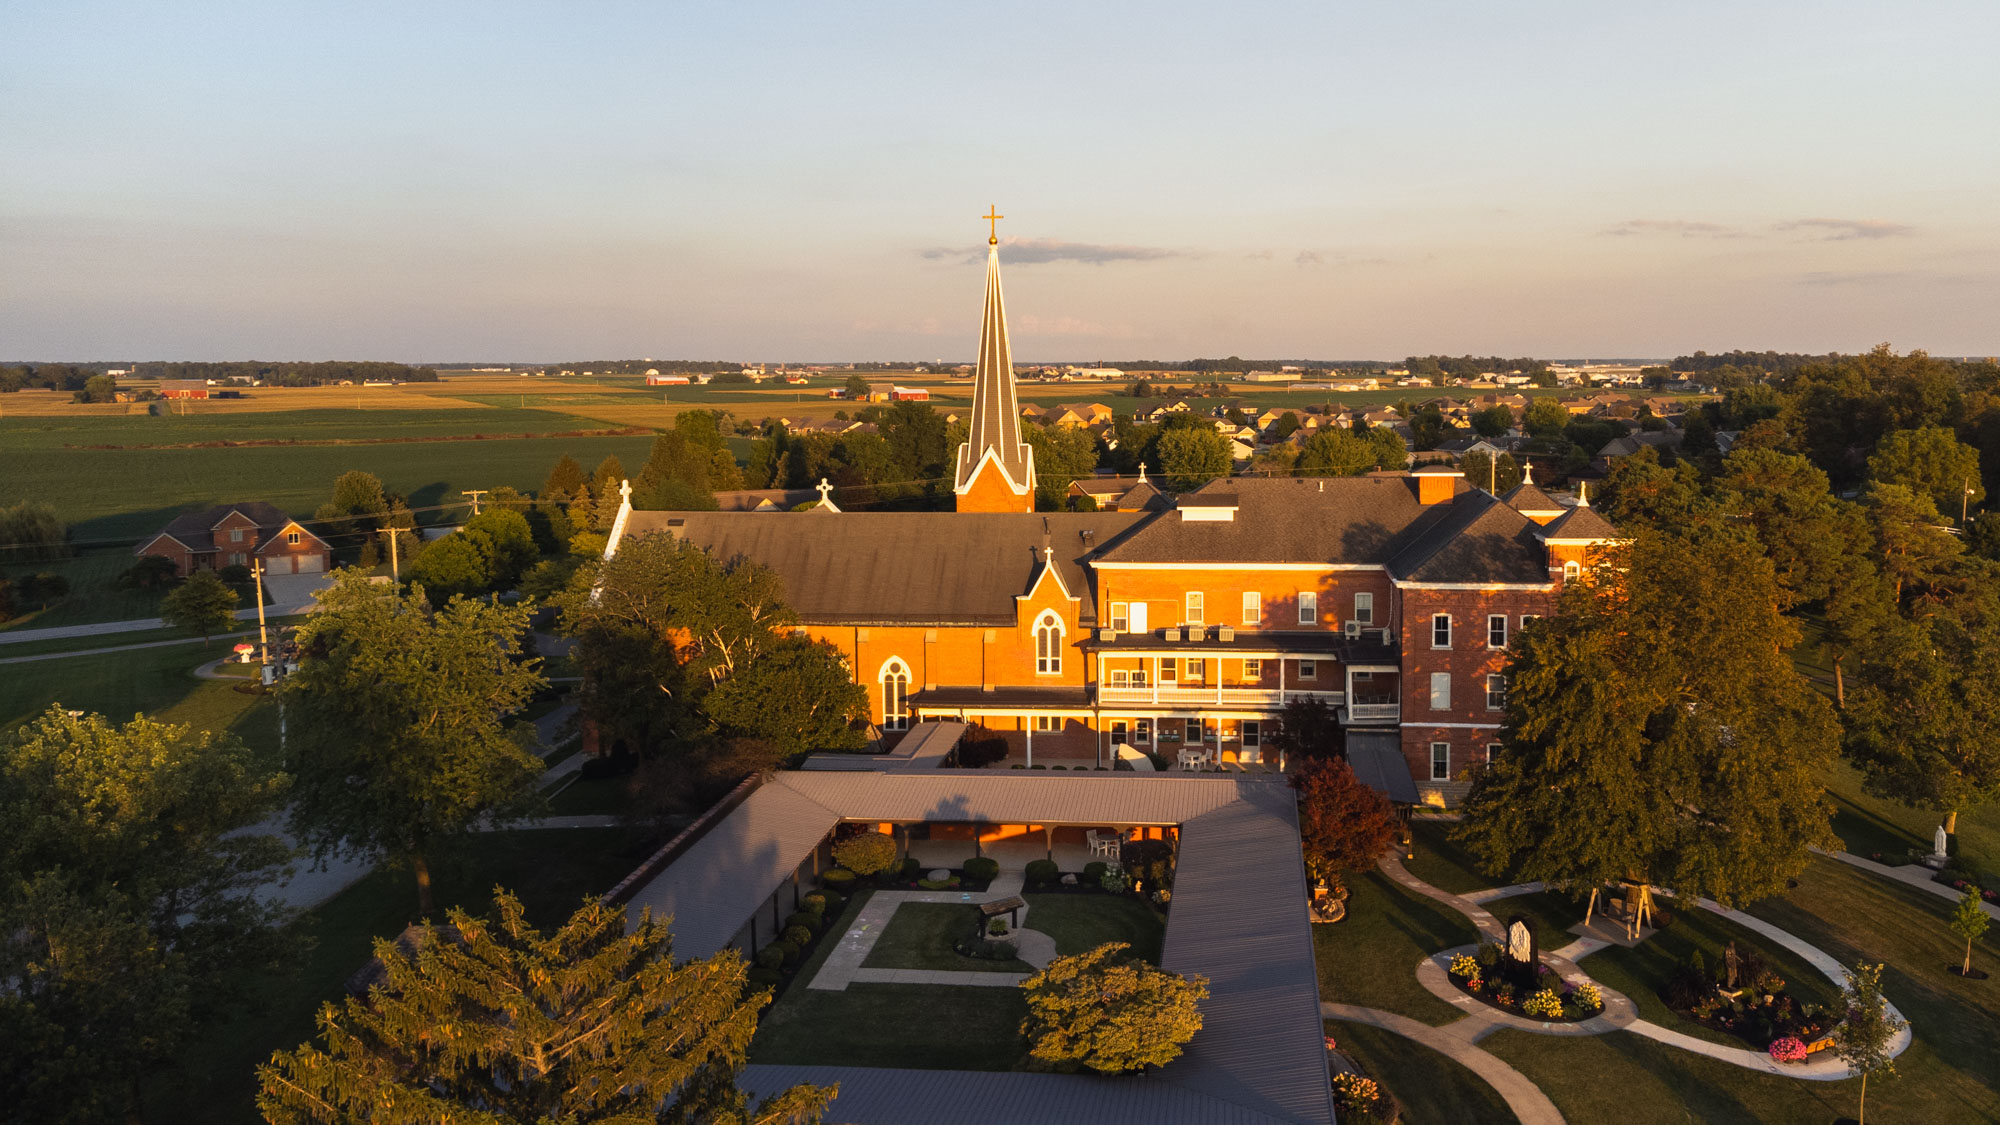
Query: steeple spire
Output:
[[953, 216, 1035, 511]]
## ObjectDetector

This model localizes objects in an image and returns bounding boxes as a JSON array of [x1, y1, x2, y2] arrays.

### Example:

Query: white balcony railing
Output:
[[1343, 702, 1402, 723], [1096, 685, 1346, 708]]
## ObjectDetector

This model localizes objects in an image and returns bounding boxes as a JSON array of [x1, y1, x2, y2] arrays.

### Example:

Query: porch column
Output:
[[1151, 657, 1159, 705], [1025, 717, 1034, 768], [1044, 825, 1053, 861], [1280, 658, 1287, 704]]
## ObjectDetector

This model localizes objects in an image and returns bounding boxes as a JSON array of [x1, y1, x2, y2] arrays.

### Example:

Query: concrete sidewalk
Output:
[[0, 630, 260, 665]]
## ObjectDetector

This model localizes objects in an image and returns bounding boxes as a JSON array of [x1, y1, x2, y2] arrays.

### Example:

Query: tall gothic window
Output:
[[1034, 612, 1063, 675], [880, 658, 910, 730]]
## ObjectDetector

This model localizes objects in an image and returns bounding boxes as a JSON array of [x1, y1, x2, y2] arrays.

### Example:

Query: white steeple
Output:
[[953, 208, 1035, 506]]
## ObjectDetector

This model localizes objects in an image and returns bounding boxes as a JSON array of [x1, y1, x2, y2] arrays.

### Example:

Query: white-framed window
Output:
[[1109, 602, 1129, 632], [1430, 672, 1451, 710], [1432, 614, 1452, 648], [1111, 720, 1129, 745], [1242, 591, 1261, 625], [1353, 591, 1374, 625], [1563, 560, 1581, 581], [1354, 670, 1373, 681], [1242, 721, 1261, 748], [1134, 719, 1152, 744], [287, 531, 300, 545], [880, 658, 910, 731], [1298, 659, 1317, 680], [1243, 658, 1262, 680], [1159, 658, 1178, 682], [1034, 714, 1059, 733], [1488, 614, 1507, 649], [1486, 674, 1507, 710], [1034, 611, 1063, 675], [1520, 613, 1541, 630], [1186, 659, 1206, 682], [1486, 742, 1502, 765], [1298, 591, 1318, 625], [1109, 669, 1129, 687], [231, 528, 244, 543], [1185, 591, 1204, 626], [1431, 742, 1451, 780]]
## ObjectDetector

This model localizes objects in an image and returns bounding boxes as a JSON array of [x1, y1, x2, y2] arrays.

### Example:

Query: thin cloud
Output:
[[1777, 218, 1914, 241], [1799, 270, 1908, 286], [1602, 219, 1742, 238], [919, 237, 1181, 266], [1295, 250, 1324, 266]]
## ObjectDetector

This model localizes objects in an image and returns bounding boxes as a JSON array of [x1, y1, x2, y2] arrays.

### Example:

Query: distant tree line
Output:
[[1404, 355, 1549, 379], [1669, 349, 1841, 376], [541, 359, 739, 375], [0, 361, 439, 390]]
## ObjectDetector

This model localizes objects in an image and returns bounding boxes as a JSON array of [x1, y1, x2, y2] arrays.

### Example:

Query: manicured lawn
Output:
[[1022, 893, 1165, 962], [149, 826, 658, 1125], [865, 902, 1031, 972], [1405, 817, 1505, 895], [547, 773, 631, 816], [1479, 858, 2000, 1124], [0, 549, 169, 631], [0, 641, 279, 761], [1480, 889, 1592, 949], [1821, 758, 1999, 872], [1325, 1019, 1518, 1124], [752, 890, 1027, 1070], [1313, 869, 1479, 1025]]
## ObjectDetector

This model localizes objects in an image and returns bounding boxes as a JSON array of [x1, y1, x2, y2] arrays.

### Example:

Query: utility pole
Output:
[[462, 489, 489, 516], [375, 526, 403, 582], [1964, 475, 1975, 526], [252, 559, 270, 664]]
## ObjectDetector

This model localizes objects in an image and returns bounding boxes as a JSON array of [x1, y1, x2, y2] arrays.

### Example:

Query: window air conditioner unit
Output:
[[1344, 621, 1361, 639], [1377, 628, 1395, 645], [1216, 626, 1234, 642], [1162, 627, 1182, 642], [1098, 628, 1117, 641]]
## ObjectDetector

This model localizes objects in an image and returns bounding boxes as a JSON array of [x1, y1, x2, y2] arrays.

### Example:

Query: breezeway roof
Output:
[[619, 768, 1334, 1124]]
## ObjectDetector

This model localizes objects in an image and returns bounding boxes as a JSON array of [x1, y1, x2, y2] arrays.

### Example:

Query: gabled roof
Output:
[[619, 510, 1146, 626], [1094, 477, 1462, 566], [954, 243, 1034, 494], [1540, 503, 1621, 541], [143, 502, 297, 555], [1387, 491, 1556, 585], [1500, 478, 1562, 513]]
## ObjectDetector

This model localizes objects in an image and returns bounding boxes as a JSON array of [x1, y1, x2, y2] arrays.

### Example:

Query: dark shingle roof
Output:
[[1387, 491, 1555, 585], [151, 502, 294, 553], [1541, 503, 1621, 541], [1095, 477, 1463, 566], [1500, 479, 1562, 513], [620, 510, 1148, 626]]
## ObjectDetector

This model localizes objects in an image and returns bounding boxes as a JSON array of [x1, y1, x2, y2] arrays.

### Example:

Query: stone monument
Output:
[[1504, 915, 1538, 984]]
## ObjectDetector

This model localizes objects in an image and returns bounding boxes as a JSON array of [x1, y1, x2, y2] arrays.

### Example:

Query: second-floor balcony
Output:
[[1094, 683, 1347, 708], [1341, 700, 1402, 724]]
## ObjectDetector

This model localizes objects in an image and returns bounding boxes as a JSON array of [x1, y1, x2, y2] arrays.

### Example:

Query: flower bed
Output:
[[1657, 944, 1831, 1054], [1445, 945, 1605, 1022]]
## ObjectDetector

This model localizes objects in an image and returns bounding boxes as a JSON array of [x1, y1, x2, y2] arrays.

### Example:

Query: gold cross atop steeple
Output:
[[984, 205, 1004, 246]]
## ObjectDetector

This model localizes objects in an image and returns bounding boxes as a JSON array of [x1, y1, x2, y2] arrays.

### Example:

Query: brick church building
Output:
[[607, 228, 1620, 804]]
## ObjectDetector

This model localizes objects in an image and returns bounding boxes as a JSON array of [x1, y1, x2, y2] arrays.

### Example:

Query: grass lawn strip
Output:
[[863, 902, 1031, 973], [1405, 818, 1505, 895], [1313, 869, 1480, 1026], [1324, 1018, 1521, 1124], [1019, 893, 1165, 962], [753, 889, 1026, 1071]]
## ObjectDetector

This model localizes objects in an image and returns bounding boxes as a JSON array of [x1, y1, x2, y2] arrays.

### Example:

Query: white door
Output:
[[294, 553, 323, 573], [1129, 602, 1149, 634]]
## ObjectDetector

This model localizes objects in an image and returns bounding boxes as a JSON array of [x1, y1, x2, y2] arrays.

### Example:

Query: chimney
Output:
[[1411, 464, 1464, 505]]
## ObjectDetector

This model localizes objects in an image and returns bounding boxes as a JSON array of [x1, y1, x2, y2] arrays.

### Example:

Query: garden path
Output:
[[1382, 857, 1916, 1080], [1320, 1002, 1566, 1125], [1818, 848, 2000, 921], [808, 873, 1060, 991]]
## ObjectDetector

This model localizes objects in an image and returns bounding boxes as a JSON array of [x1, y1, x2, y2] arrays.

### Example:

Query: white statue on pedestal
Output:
[[1935, 824, 1950, 859]]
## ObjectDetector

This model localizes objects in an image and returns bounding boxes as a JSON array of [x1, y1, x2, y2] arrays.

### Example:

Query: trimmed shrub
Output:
[[784, 912, 821, 935], [800, 892, 830, 915], [832, 832, 897, 876], [746, 966, 783, 988], [899, 856, 923, 879], [821, 868, 857, 891], [813, 890, 845, 915], [1082, 861, 1109, 885], [956, 726, 1010, 769], [964, 857, 1001, 882], [1024, 859, 1060, 887], [917, 877, 960, 890], [756, 944, 787, 971], [1100, 866, 1128, 893], [774, 939, 802, 967], [783, 925, 814, 948], [1011, 764, 1026, 769], [1030, 764, 1047, 770]]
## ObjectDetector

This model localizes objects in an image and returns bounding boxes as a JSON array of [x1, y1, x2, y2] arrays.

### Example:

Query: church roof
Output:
[[1387, 491, 1555, 585], [1499, 479, 1562, 513], [620, 510, 1145, 626], [953, 243, 1035, 494], [1540, 502, 1621, 541]]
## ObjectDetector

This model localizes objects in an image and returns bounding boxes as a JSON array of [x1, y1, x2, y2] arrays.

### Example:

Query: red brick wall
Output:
[[1396, 585, 1556, 799]]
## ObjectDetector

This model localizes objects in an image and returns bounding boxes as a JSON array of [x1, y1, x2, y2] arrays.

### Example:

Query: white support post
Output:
[[1025, 717, 1034, 768]]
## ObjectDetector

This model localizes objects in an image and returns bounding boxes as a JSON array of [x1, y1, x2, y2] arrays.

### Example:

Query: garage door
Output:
[[294, 554, 323, 573], [265, 556, 292, 575]]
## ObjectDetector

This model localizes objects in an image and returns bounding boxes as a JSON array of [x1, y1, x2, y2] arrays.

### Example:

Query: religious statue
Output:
[[1935, 824, 1950, 860]]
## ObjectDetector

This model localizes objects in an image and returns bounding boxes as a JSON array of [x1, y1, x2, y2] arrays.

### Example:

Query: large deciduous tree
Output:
[[161, 567, 240, 644], [1455, 533, 1839, 910], [0, 708, 297, 1121], [699, 635, 867, 759], [315, 469, 389, 540], [1019, 943, 1208, 1074], [284, 569, 546, 915], [258, 892, 836, 1125], [1867, 425, 1984, 521], [1157, 426, 1231, 491]]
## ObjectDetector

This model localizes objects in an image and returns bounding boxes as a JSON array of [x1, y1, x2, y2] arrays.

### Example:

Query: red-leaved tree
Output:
[[1292, 757, 1399, 884]]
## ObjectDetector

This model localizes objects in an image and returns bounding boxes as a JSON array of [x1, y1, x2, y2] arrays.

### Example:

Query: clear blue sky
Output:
[[5, 2, 1996, 362]]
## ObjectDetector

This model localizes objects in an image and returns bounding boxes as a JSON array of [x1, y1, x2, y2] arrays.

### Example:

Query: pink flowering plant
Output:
[[1768, 1036, 1808, 1063]]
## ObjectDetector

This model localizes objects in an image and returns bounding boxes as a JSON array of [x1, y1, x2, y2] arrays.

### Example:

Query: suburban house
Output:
[[134, 502, 333, 577], [603, 239, 1624, 804]]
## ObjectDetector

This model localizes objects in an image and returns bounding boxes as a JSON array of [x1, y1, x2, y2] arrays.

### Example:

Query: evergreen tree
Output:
[[544, 453, 589, 500], [258, 892, 836, 1124], [1455, 533, 1839, 910]]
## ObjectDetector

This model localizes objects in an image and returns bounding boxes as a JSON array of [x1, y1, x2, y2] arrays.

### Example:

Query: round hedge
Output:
[[1083, 861, 1109, 885], [756, 944, 787, 971], [832, 832, 897, 876], [964, 857, 1000, 882], [783, 924, 814, 948], [800, 892, 830, 915], [784, 912, 821, 935], [822, 868, 857, 891], [1024, 858, 1059, 886]]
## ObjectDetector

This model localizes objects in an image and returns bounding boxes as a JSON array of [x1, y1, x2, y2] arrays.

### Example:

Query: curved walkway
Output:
[[1381, 855, 1915, 1081], [1322, 1002, 1566, 1125]]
